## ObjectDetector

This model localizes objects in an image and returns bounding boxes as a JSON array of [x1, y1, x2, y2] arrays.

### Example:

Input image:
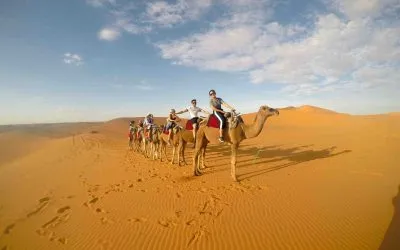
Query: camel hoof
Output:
[[194, 170, 203, 176], [232, 175, 238, 182]]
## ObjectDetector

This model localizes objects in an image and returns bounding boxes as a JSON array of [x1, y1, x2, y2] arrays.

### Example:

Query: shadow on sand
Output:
[[202, 144, 351, 181], [379, 185, 400, 250]]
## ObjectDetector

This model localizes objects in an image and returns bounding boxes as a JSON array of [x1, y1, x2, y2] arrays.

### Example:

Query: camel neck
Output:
[[242, 113, 268, 139]]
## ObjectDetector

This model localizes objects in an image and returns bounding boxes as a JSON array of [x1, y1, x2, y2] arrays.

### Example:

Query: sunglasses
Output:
[[209, 92, 216, 96]]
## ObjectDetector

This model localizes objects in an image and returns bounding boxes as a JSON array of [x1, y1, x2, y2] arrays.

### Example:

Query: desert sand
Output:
[[0, 106, 399, 250]]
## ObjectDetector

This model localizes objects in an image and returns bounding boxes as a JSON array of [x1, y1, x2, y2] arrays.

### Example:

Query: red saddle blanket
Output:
[[207, 114, 223, 129], [185, 120, 193, 130]]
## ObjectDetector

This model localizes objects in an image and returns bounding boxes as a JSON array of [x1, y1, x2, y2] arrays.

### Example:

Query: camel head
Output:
[[259, 105, 279, 117]]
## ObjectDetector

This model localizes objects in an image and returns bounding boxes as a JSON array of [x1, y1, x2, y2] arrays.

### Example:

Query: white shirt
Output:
[[187, 106, 202, 118]]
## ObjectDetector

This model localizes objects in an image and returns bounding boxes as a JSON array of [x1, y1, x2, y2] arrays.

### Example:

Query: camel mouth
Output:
[[269, 108, 279, 116]]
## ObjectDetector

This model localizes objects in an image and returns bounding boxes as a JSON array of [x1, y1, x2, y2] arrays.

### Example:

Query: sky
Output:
[[0, 0, 399, 124]]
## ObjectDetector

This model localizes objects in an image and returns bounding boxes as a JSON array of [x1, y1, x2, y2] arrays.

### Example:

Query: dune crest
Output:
[[0, 105, 399, 250]]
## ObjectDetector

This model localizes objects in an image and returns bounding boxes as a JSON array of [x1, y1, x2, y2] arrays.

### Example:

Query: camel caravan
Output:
[[127, 89, 279, 181]]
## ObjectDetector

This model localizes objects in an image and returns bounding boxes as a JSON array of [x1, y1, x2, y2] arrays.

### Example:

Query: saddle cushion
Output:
[[207, 114, 226, 129], [185, 120, 193, 130]]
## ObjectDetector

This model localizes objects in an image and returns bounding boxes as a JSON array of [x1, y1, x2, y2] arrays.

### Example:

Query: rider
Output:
[[136, 119, 144, 137], [143, 113, 155, 140], [176, 99, 209, 146], [208, 89, 236, 143], [166, 109, 180, 145], [128, 120, 135, 147]]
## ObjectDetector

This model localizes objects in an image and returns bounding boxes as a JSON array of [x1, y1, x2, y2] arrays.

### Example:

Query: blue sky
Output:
[[1, 0, 399, 124]]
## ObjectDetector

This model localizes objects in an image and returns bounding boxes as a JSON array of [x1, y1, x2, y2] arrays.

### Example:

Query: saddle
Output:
[[186, 117, 205, 130], [206, 112, 242, 129], [185, 120, 194, 130]]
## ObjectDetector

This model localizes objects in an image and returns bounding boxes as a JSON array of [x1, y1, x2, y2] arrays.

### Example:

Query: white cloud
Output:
[[134, 80, 154, 91], [156, 0, 400, 95], [86, 0, 116, 8], [98, 28, 121, 41], [63, 53, 84, 66], [91, 0, 227, 41], [330, 0, 400, 19], [144, 0, 212, 27]]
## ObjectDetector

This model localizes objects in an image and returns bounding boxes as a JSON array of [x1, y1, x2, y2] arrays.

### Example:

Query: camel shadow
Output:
[[237, 147, 352, 180], [203, 144, 303, 162], [203, 145, 351, 180], [379, 185, 400, 250], [204, 144, 316, 170]]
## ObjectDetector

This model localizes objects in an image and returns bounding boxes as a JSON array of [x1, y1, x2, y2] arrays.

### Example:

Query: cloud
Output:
[[330, 0, 400, 19], [86, 0, 116, 8], [156, 0, 400, 95], [63, 53, 84, 66], [144, 0, 212, 27], [91, 0, 213, 41], [134, 80, 154, 91], [98, 28, 121, 41]]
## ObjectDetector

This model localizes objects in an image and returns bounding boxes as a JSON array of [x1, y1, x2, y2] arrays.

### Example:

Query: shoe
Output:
[[218, 136, 225, 143]]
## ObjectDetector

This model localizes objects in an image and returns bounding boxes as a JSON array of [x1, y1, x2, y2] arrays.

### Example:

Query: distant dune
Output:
[[0, 106, 399, 250]]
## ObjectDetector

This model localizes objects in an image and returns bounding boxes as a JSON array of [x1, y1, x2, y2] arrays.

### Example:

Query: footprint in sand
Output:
[[127, 217, 147, 223], [36, 205, 71, 244], [2, 197, 51, 237], [83, 197, 99, 207], [100, 217, 114, 225], [187, 227, 209, 247], [96, 208, 107, 213], [3, 224, 15, 235], [158, 218, 178, 228], [186, 219, 196, 226], [26, 197, 51, 218], [57, 206, 71, 214]]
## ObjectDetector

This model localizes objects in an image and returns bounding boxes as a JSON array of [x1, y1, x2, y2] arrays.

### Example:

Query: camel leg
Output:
[[231, 143, 239, 181], [182, 141, 187, 165], [200, 142, 207, 170], [170, 146, 176, 164], [162, 144, 166, 162], [193, 147, 202, 176], [193, 132, 205, 176], [177, 143, 182, 166]]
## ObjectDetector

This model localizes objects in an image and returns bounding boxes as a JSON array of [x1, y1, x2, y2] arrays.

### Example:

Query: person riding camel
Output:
[[208, 89, 236, 143], [143, 113, 155, 140], [176, 99, 210, 147], [136, 119, 144, 138], [166, 109, 180, 145], [128, 120, 135, 147]]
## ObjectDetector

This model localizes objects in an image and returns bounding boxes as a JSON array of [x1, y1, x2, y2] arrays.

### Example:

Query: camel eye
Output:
[[268, 108, 274, 112]]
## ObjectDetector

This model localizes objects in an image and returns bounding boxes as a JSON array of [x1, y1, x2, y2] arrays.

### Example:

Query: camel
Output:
[[141, 127, 155, 158], [133, 127, 143, 152], [149, 125, 161, 160], [156, 125, 181, 164], [128, 127, 137, 150], [173, 125, 206, 168], [193, 105, 279, 181]]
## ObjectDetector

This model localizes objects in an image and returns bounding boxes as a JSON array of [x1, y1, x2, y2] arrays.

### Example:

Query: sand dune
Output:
[[0, 107, 399, 250]]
